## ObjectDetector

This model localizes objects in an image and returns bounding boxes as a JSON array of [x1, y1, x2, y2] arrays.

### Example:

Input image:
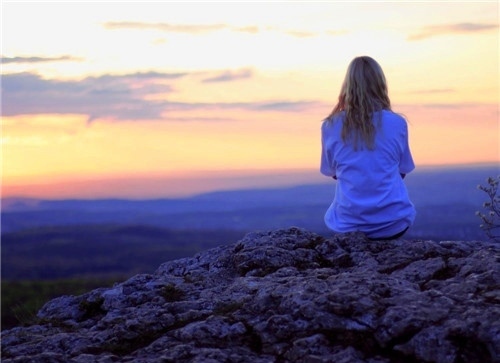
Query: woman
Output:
[[320, 56, 416, 240]]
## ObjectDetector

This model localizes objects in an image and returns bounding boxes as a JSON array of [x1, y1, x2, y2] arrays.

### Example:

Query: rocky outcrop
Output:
[[2, 228, 499, 363]]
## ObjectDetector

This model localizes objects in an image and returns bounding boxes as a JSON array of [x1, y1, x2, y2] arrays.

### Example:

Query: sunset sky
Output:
[[1, 1, 499, 199]]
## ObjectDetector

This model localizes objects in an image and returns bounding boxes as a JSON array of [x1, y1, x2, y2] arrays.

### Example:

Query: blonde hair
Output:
[[327, 56, 391, 150]]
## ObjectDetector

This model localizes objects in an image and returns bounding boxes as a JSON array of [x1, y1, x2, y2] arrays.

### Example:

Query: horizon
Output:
[[2, 162, 498, 201], [1, 2, 499, 200]]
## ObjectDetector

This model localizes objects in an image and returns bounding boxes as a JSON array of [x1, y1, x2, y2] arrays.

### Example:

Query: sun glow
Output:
[[2, 1, 498, 198]]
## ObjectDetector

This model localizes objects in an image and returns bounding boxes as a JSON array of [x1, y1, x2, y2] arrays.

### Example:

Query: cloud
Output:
[[2, 72, 320, 122], [235, 26, 259, 34], [409, 88, 455, 94], [202, 69, 253, 83], [285, 30, 316, 38], [104, 21, 263, 35], [249, 101, 321, 112], [103, 21, 324, 38], [165, 100, 321, 113], [104, 21, 227, 34], [2, 71, 187, 122], [417, 103, 472, 109], [1, 55, 82, 64], [408, 22, 498, 40], [401, 103, 492, 110]]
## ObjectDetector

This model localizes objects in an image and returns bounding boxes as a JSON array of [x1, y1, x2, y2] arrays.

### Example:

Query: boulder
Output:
[[2, 228, 499, 362]]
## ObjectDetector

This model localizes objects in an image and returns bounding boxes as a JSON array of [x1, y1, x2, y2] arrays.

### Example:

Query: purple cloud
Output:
[[250, 101, 321, 112], [2, 72, 186, 122], [2, 71, 320, 122], [1, 55, 82, 64], [408, 22, 498, 40], [202, 69, 253, 83]]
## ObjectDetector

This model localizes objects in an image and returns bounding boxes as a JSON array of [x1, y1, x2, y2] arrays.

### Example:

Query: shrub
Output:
[[476, 176, 500, 242]]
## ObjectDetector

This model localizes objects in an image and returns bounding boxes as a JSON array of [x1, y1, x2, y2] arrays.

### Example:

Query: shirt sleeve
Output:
[[320, 122, 337, 177], [399, 121, 415, 174]]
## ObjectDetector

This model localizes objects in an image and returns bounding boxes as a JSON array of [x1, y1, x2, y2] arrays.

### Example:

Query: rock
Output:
[[1, 227, 499, 362]]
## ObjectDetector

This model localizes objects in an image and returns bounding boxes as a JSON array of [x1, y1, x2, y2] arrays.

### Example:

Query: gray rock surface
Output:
[[2, 227, 499, 362]]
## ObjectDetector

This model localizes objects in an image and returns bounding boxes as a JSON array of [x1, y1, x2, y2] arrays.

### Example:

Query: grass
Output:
[[1, 276, 125, 330]]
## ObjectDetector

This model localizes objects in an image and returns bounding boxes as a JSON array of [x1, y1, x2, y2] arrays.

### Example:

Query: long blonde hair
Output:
[[327, 56, 391, 150]]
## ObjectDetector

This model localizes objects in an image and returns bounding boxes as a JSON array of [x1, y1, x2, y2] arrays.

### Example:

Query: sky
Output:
[[1, 1, 499, 199]]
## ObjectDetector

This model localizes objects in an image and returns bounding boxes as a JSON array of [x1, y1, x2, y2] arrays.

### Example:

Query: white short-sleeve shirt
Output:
[[320, 110, 416, 238]]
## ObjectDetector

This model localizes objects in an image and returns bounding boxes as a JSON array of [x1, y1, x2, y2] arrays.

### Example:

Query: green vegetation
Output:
[[1, 277, 122, 330], [477, 176, 500, 242]]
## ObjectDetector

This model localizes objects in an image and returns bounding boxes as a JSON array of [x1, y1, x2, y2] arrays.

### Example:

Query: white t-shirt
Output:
[[320, 110, 416, 238]]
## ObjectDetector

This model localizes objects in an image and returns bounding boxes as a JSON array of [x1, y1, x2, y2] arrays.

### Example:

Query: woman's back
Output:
[[321, 110, 416, 239]]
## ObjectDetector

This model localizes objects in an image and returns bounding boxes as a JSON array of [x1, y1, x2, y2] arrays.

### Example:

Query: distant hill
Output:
[[2, 164, 498, 240]]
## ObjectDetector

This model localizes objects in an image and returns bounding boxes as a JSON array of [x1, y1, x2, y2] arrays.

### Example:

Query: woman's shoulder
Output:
[[323, 112, 345, 125], [383, 109, 406, 119], [382, 110, 408, 125]]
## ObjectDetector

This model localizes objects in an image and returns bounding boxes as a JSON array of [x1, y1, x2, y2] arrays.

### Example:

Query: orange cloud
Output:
[[408, 22, 498, 40], [103, 21, 227, 33]]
